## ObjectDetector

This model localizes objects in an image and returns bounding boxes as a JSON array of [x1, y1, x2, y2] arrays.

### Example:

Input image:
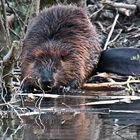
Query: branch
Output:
[[2, 41, 20, 95], [1, 0, 11, 45], [102, 1, 137, 10]]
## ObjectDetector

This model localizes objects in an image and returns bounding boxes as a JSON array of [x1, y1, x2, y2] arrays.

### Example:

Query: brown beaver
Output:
[[21, 4, 101, 92]]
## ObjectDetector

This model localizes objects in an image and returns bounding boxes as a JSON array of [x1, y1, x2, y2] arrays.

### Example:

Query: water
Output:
[[0, 94, 140, 140]]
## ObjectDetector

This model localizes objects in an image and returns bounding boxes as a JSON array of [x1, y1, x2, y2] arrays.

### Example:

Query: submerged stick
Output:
[[19, 107, 109, 116]]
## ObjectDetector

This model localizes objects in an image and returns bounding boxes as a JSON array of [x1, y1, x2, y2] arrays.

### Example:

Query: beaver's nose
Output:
[[41, 79, 53, 88]]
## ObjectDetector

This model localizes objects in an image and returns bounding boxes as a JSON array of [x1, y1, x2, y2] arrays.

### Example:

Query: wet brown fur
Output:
[[21, 4, 101, 91]]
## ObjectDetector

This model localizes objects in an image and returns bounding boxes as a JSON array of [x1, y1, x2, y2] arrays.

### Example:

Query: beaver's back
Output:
[[24, 5, 99, 49]]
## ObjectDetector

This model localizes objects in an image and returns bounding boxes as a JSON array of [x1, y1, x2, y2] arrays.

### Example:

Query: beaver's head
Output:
[[21, 42, 87, 91]]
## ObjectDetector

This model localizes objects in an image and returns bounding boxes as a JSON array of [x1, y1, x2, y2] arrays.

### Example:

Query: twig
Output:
[[90, 7, 104, 20], [103, 13, 119, 50], [111, 110, 140, 113], [9, 28, 20, 39], [114, 123, 135, 136], [7, 102, 22, 120], [95, 21, 106, 33], [34, 80, 46, 127], [21, 1, 34, 39], [34, 114, 45, 130], [0, 100, 21, 106], [108, 29, 123, 44], [10, 124, 24, 138], [2, 127, 9, 139], [3, 45, 14, 63], [5, 0, 25, 35]]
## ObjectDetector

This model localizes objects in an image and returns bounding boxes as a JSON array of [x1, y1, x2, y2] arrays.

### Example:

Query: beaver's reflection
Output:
[[22, 98, 102, 140]]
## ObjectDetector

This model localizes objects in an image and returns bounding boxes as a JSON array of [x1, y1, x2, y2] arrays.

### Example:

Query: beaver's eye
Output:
[[61, 51, 70, 61], [61, 54, 67, 61]]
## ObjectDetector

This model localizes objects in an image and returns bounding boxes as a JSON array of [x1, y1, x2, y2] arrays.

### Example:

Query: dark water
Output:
[[0, 95, 140, 140]]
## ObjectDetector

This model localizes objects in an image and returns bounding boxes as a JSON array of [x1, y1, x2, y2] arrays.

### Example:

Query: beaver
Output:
[[21, 4, 101, 92]]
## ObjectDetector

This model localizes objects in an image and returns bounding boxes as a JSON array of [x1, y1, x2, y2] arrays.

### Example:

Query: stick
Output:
[[80, 99, 129, 105], [82, 76, 140, 89], [81, 83, 123, 89], [19, 93, 98, 99], [103, 13, 119, 50], [81, 96, 140, 106]]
